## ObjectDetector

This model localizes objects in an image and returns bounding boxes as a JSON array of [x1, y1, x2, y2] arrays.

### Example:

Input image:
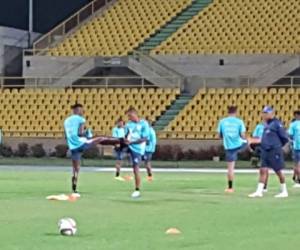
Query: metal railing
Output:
[[0, 76, 299, 89], [0, 76, 182, 89], [33, 0, 114, 52], [194, 76, 300, 88]]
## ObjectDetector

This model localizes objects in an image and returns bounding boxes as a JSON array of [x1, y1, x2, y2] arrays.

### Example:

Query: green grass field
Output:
[[0, 157, 296, 168], [0, 170, 299, 250]]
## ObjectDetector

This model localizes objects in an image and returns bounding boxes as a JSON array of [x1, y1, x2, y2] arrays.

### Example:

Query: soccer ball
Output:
[[58, 218, 77, 236]]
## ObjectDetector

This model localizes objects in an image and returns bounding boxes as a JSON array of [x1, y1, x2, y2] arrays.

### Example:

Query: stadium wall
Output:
[[4, 137, 221, 156], [154, 55, 300, 92], [0, 26, 40, 75]]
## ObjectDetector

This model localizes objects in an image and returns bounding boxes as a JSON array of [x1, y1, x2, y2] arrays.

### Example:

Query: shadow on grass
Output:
[[44, 232, 94, 238]]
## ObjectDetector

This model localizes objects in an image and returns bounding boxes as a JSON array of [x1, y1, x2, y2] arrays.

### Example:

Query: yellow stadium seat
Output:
[[152, 0, 299, 55], [0, 87, 179, 138]]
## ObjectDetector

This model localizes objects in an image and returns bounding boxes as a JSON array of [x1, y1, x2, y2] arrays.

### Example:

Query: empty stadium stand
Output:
[[160, 87, 298, 139], [0, 88, 179, 137], [49, 0, 193, 56], [153, 0, 299, 54]]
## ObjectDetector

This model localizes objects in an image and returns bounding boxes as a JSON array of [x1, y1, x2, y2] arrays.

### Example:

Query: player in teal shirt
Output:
[[250, 121, 269, 192], [217, 106, 247, 193], [64, 103, 122, 193], [288, 111, 300, 187], [112, 118, 126, 181], [252, 123, 264, 138], [143, 119, 157, 181], [124, 107, 150, 198]]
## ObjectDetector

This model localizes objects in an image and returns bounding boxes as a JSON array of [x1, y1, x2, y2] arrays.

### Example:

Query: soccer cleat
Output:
[[274, 191, 288, 198], [114, 176, 125, 182], [131, 190, 141, 198], [248, 192, 263, 198], [224, 188, 234, 193], [293, 183, 300, 188], [147, 176, 153, 182]]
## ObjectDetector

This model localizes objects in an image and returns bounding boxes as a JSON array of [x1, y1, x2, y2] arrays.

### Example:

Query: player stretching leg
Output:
[[143, 118, 157, 182], [112, 118, 126, 181], [64, 103, 123, 193], [217, 106, 247, 193], [124, 107, 150, 198], [288, 111, 300, 188], [250, 119, 268, 192], [249, 106, 289, 198]]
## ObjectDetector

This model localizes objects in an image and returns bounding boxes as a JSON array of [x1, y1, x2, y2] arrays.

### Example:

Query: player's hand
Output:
[[282, 144, 290, 154], [124, 139, 131, 145]]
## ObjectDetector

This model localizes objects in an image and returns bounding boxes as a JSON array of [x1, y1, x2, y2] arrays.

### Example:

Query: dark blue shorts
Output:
[[293, 150, 300, 164], [70, 143, 92, 161], [128, 149, 142, 167], [225, 143, 248, 162], [143, 152, 153, 162], [261, 148, 285, 172], [114, 148, 125, 161]]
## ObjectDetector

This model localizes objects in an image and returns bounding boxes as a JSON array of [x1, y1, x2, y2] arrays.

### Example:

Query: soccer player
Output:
[[248, 106, 289, 198], [112, 118, 126, 181], [288, 111, 300, 188], [143, 119, 157, 182], [250, 120, 268, 192], [64, 103, 123, 193], [124, 107, 150, 198], [217, 106, 247, 193]]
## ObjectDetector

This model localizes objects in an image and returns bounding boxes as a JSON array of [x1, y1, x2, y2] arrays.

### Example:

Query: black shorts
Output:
[[261, 148, 285, 172]]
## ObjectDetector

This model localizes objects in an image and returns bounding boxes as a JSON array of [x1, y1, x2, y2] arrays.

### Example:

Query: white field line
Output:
[[0, 165, 294, 174]]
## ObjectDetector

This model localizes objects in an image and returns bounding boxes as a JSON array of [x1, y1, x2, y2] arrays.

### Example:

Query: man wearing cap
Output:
[[249, 106, 289, 198]]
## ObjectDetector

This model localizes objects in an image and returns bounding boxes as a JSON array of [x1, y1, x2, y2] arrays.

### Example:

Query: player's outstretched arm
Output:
[[247, 137, 261, 145], [88, 136, 123, 146]]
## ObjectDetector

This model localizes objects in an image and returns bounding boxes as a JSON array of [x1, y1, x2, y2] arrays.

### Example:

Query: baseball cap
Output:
[[262, 106, 274, 113]]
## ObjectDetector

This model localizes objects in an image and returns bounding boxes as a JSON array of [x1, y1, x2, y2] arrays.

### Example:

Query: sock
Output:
[[135, 187, 140, 191], [256, 183, 265, 194], [280, 183, 287, 193], [228, 180, 233, 189], [115, 172, 120, 177], [264, 183, 268, 190]]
